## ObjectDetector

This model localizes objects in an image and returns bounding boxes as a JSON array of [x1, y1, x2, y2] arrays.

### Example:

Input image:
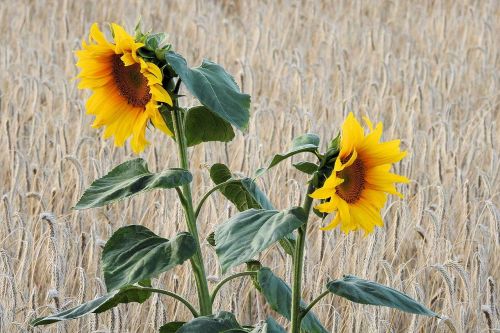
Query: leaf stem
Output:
[[171, 79, 212, 316], [210, 271, 258, 305], [299, 290, 329, 320], [290, 182, 315, 333], [140, 287, 199, 317], [194, 179, 242, 219]]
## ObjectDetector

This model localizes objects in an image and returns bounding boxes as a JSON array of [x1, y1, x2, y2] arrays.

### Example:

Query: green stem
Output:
[[194, 179, 242, 219], [290, 182, 315, 333], [299, 290, 329, 320], [140, 287, 199, 317], [210, 271, 258, 305], [171, 81, 212, 316]]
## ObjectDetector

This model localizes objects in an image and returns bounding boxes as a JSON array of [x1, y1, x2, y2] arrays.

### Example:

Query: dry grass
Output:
[[1, 0, 499, 332]]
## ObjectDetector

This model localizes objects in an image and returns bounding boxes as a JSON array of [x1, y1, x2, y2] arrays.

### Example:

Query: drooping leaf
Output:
[[75, 159, 192, 209], [210, 163, 274, 211], [103, 225, 196, 291], [165, 51, 251, 130], [177, 311, 245, 333], [257, 268, 328, 333], [250, 317, 287, 333], [292, 161, 318, 174], [159, 321, 186, 333], [327, 275, 438, 317], [184, 106, 235, 147], [256, 134, 320, 176], [209, 164, 296, 256], [31, 284, 151, 326], [215, 208, 306, 273]]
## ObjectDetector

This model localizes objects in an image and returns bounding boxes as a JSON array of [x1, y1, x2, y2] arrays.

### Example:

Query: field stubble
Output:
[[0, 0, 498, 332]]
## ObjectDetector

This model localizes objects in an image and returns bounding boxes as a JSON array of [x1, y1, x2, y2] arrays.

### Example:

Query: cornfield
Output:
[[0, 0, 498, 332]]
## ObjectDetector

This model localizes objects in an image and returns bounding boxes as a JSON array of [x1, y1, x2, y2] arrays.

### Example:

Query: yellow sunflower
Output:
[[75, 23, 173, 153], [310, 112, 410, 234]]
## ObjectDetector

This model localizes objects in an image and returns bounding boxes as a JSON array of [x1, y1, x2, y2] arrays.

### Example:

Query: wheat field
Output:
[[0, 0, 499, 332]]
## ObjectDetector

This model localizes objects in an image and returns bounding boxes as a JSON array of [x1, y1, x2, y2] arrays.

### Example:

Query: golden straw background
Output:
[[1, 0, 498, 332]]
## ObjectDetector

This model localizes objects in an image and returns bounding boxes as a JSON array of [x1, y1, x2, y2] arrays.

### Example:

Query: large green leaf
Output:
[[216, 208, 306, 273], [177, 311, 245, 333], [250, 317, 287, 333], [166, 51, 250, 130], [209, 163, 296, 256], [327, 275, 438, 317], [256, 134, 320, 177], [185, 106, 235, 147], [31, 284, 151, 326], [257, 268, 328, 333], [103, 225, 196, 291], [75, 159, 192, 209]]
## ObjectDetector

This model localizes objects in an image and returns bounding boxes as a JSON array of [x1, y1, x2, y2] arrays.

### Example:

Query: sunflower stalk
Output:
[[170, 79, 212, 316], [290, 181, 316, 333]]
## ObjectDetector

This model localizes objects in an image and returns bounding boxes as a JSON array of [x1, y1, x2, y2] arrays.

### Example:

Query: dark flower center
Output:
[[111, 54, 151, 107], [335, 155, 365, 203]]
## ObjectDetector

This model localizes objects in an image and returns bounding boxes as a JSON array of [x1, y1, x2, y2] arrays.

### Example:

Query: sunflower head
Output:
[[310, 113, 410, 235], [75, 23, 173, 153]]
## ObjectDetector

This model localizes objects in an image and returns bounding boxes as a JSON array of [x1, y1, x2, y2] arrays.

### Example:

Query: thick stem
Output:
[[171, 84, 212, 316], [290, 182, 315, 333]]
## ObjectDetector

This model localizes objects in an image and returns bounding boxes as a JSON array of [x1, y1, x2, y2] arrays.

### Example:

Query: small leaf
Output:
[[31, 285, 151, 326], [250, 317, 287, 333], [166, 51, 251, 130], [160, 321, 186, 333], [75, 159, 192, 209], [144, 32, 166, 51], [184, 106, 235, 147], [327, 275, 438, 317], [293, 161, 318, 174], [216, 208, 306, 272], [257, 268, 328, 333], [256, 133, 320, 176], [177, 311, 244, 333], [103, 225, 196, 291], [210, 163, 274, 211]]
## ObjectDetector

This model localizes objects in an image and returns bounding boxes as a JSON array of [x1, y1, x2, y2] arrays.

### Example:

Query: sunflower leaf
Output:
[[215, 208, 306, 273], [327, 275, 438, 317], [257, 268, 328, 333], [103, 225, 196, 292], [185, 106, 235, 147], [177, 311, 245, 333], [165, 51, 251, 130], [31, 284, 151, 326], [74, 158, 192, 210], [209, 163, 296, 257], [256, 133, 320, 177], [159, 321, 186, 333]]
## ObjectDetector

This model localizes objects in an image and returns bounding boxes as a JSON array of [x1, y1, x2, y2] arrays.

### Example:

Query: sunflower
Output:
[[75, 23, 173, 153], [310, 112, 410, 234]]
